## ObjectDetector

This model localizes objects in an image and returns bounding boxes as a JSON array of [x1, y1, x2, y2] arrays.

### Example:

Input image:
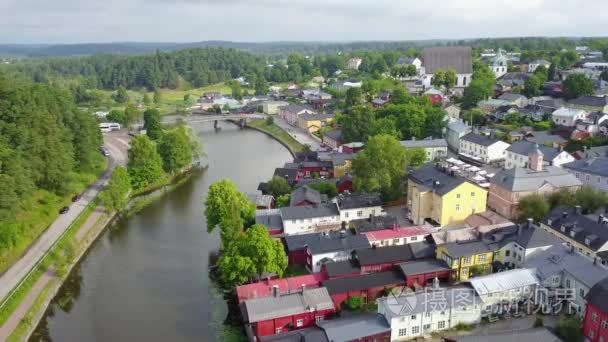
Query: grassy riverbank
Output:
[[246, 119, 304, 155]]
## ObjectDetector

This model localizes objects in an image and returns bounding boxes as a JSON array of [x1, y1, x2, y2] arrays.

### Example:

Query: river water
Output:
[[30, 121, 292, 342]]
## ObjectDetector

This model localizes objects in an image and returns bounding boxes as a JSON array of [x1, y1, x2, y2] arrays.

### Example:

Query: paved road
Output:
[[273, 116, 323, 151], [0, 132, 127, 306]]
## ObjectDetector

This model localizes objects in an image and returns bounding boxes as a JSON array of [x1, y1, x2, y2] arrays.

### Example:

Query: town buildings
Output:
[[400, 138, 448, 162], [322, 129, 343, 150], [467, 268, 539, 315], [459, 133, 510, 164], [334, 192, 384, 223], [488, 146, 581, 219], [505, 140, 575, 169], [566, 95, 608, 113], [280, 203, 341, 235], [552, 107, 587, 127], [407, 163, 488, 227], [421, 47, 473, 92], [278, 104, 316, 126], [347, 57, 363, 70], [582, 277, 608, 342], [528, 59, 551, 73], [490, 49, 508, 78], [562, 157, 608, 192], [446, 120, 471, 152]]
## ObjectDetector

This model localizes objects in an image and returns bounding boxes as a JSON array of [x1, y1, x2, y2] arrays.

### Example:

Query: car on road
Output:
[[59, 206, 70, 214], [100, 147, 109, 157], [71, 194, 81, 202]]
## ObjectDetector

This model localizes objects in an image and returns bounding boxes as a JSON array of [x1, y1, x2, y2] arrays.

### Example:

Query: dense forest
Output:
[[0, 71, 103, 249]]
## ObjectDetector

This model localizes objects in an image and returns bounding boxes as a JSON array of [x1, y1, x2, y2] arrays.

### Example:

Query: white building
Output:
[[378, 287, 482, 341], [305, 231, 371, 272], [421, 47, 473, 93], [279, 203, 341, 235], [468, 268, 539, 316], [347, 58, 363, 70], [524, 245, 608, 316], [552, 107, 588, 127], [397, 56, 422, 70], [528, 59, 551, 73], [490, 49, 509, 79], [400, 138, 448, 162], [505, 140, 575, 169], [262, 101, 289, 115], [334, 193, 385, 224], [446, 119, 471, 152], [459, 133, 510, 164]]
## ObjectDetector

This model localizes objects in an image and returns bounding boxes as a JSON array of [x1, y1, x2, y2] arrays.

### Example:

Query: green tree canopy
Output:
[[352, 134, 408, 200], [99, 166, 131, 212], [461, 65, 495, 109], [157, 126, 193, 173], [217, 224, 288, 287], [523, 75, 543, 97], [517, 194, 550, 223], [127, 135, 164, 191], [153, 88, 162, 104], [143, 108, 163, 140], [341, 106, 375, 142], [112, 86, 129, 104], [308, 181, 338, 198], [563, 74, 595, 100], [266, 176, 292, 197], [204, 179, 255, 245], [404, 147, 427, 168], [345, 87, 362, 107]]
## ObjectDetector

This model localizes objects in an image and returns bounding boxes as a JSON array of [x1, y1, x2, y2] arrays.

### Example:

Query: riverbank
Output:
[[0, 167, 200, 341], [246, 119, 304, 156]]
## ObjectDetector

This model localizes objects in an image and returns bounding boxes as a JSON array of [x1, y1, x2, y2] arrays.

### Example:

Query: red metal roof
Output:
[[236, 273, 327, 303]]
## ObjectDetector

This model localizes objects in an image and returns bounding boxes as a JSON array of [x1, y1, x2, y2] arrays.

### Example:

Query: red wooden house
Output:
[[397, 259, 451, 288], [583, 276, 608, 342], [236, 273, 327, 303], [354, 244, 416, 274], [241, 287, 336, 338], [322, 270, 405, 308], [337, 175, 353, 193]]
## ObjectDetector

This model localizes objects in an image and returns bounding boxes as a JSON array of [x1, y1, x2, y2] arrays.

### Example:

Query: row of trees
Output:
[[518, 186, 608, 222], [0, 72, 104, 249], [204, 179, 287, 287]]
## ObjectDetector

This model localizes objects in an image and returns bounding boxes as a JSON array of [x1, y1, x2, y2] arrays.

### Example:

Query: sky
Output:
[[0, 0, 607, 44]]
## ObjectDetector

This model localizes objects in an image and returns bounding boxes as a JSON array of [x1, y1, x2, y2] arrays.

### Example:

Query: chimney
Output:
[[570, 245, 575, 253], [528, 144, 544, 172], [301, 284, 306, 292], [584, 145, 588, 158], [575, 205, 582, 215], [340, 230, 346, 239], [527, 218, 534, 229], [562, 211, 568, 219], [517, 225, 523, 236], [598, 214, 604, 225], [594, 257, 598, 266], [272, 285, 279, 297], [393, 223, 398, 231]]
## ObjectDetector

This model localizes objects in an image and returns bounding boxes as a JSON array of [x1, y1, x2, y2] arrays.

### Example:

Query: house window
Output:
[[411, 315, 417, 320], [398, 328, 407, 337], [593, 312, 599, 322], [566, 279, 571, 288], [598, 177, 602, 184], [505, 250, 510, 257], [438, 321, 446, 329], [471, 192, 475, 197], [412, 326, 420, 334], [590, 330, 596, 338], [296, 319, 304, 327], [456, 204, 461, 211], [586, 175, 591, 181], [345, 212, 349, 218], [315, 316, 324, 323], [425, 312, 431, 318], [456, 193, 461, 199], [580, 288, 585, 298], [424, 324, 431, 331], [400, 317, 406, 322], [602, 320, 608, 329], [393, 239, 400, 245], [463, 256, 472, 264], [357, 210, 363, 217], [478, 254, 486, 262], [411, 236, 418, 241], [275, 328, 282, 335]]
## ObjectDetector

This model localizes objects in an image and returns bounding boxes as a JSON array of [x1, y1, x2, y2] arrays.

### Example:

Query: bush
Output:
[[265, 116, 274, 125], [343, 296, 365, 311], [555, 318, 583, 342]]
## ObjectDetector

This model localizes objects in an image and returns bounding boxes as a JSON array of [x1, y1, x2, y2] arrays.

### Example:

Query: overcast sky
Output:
[[0, 0, 606, 44]]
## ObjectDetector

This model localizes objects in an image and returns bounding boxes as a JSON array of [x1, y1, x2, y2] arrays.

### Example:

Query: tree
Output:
[[463, 109, 487, 126], [533, 65, 548, 83], [254, 77, 268, 95], [143, 93, 151, 105], [343, 296, 365, 311], [424, 108, 447, 138], [517, 194, 550, 223], [369, 117, 401, 140], [563, 74, 595, 100], [266, 176, 291, 197], [217, 224, 287, 287], [275, 194, 290, 208], [444, 69, 457, 91], [106, 109, 126, 124], [99, 166, 131, 212], [345, 87, 362, 107], [341, 106, 375, 142], [533, 316, 544, 328], [143, 108, 163, 140], [461, 65, 495, 109], [204, 179, 255, 245], [112, 86, 129, 104], [265, 116, 274, 126], [523, 75, 543, 97], [573, 186, 608, 213], [123, 104, 138, 128], [390, 87, 411, 105], [127, 135, 164, 191], [231, 82, 243, 100], [157, 126, 193, 173], [431, 69, 446, 88], [308, 181, 338, 198], [547, 62, 557, 81], [404, 148, 427, 167], [352, 134, 408, 201], [153, 88, 162, 104]]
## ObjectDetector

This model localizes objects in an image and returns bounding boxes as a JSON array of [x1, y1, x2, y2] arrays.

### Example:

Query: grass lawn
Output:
[[246, 119, 304, 154]]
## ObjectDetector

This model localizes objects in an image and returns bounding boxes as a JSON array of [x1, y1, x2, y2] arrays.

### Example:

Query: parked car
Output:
[[59, 206, 70, 214], [100, 147, 109, 157], [71, 194, 80, 202]]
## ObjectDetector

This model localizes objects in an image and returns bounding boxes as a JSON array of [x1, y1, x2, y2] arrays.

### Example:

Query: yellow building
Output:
[[297, 113, 334, 134], [436, 241, 494, 282], [407, 163, 488, 228], [331, 154, 355, 178]]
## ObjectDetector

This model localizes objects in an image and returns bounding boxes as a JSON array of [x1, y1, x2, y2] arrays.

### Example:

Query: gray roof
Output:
[[450, 328, 562, 342], [422, 46, 473, 74], [541, 207, 608, 252], [323, 260, 360, 277], [440, 239, 493, 258], [397, 56, 418, 65], [255, 209, 284, 230], [280, 203, 340, 220], [323, 129, 342, 141], [461, 133, 502, 147], [322, 270, 404, 294], [298, 113, 334, 121], [408, 163, 470, 196], [306, 231, 371, 255], [587, 145, 608, 158], [317, 314, 390, 342], [397, 259, 450, 275], [336, 192, 382, 210], [290, 186, 323, 206], [259, 328, 328, 342], [355, 244, 415, 266], [279, 103, 313, 114], [562, 157, 608, 177], [400, 138, 448, 149], [491, 165, 581, 192], [506, 140, 561, 161], [468, 268, 539, 296], [524, 245, 608, 288], [498, 93, 527, 101], [330, 153, 356, 166], [448, 120, 471, 134], [409, 241, 437, 259], [567, 95, 608, 107], [586, 277, 608, 313], [351, 215, 399, 233], [242, 287, 334, 323], [524, 131, 567, 145]]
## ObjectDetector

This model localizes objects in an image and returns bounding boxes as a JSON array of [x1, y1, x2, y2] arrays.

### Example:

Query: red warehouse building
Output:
[[236, 273, 327, 303], [241, 287, 336, 339], [583, 276, 608, 342], [322, 270, 405, 308], [322, 259, 361, 280], [354, 244, 416, 274], [397, 259, 451, 288]]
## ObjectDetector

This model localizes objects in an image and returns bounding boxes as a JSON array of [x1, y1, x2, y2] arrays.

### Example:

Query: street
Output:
[[273, 116, 323, 151], [0, 132, 128, 305]]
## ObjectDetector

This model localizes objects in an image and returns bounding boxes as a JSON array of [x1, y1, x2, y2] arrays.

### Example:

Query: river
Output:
[[30, 121, 293, 342]]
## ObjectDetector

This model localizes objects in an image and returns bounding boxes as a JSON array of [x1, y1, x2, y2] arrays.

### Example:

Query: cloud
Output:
[[0, 0, 606, 44]]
